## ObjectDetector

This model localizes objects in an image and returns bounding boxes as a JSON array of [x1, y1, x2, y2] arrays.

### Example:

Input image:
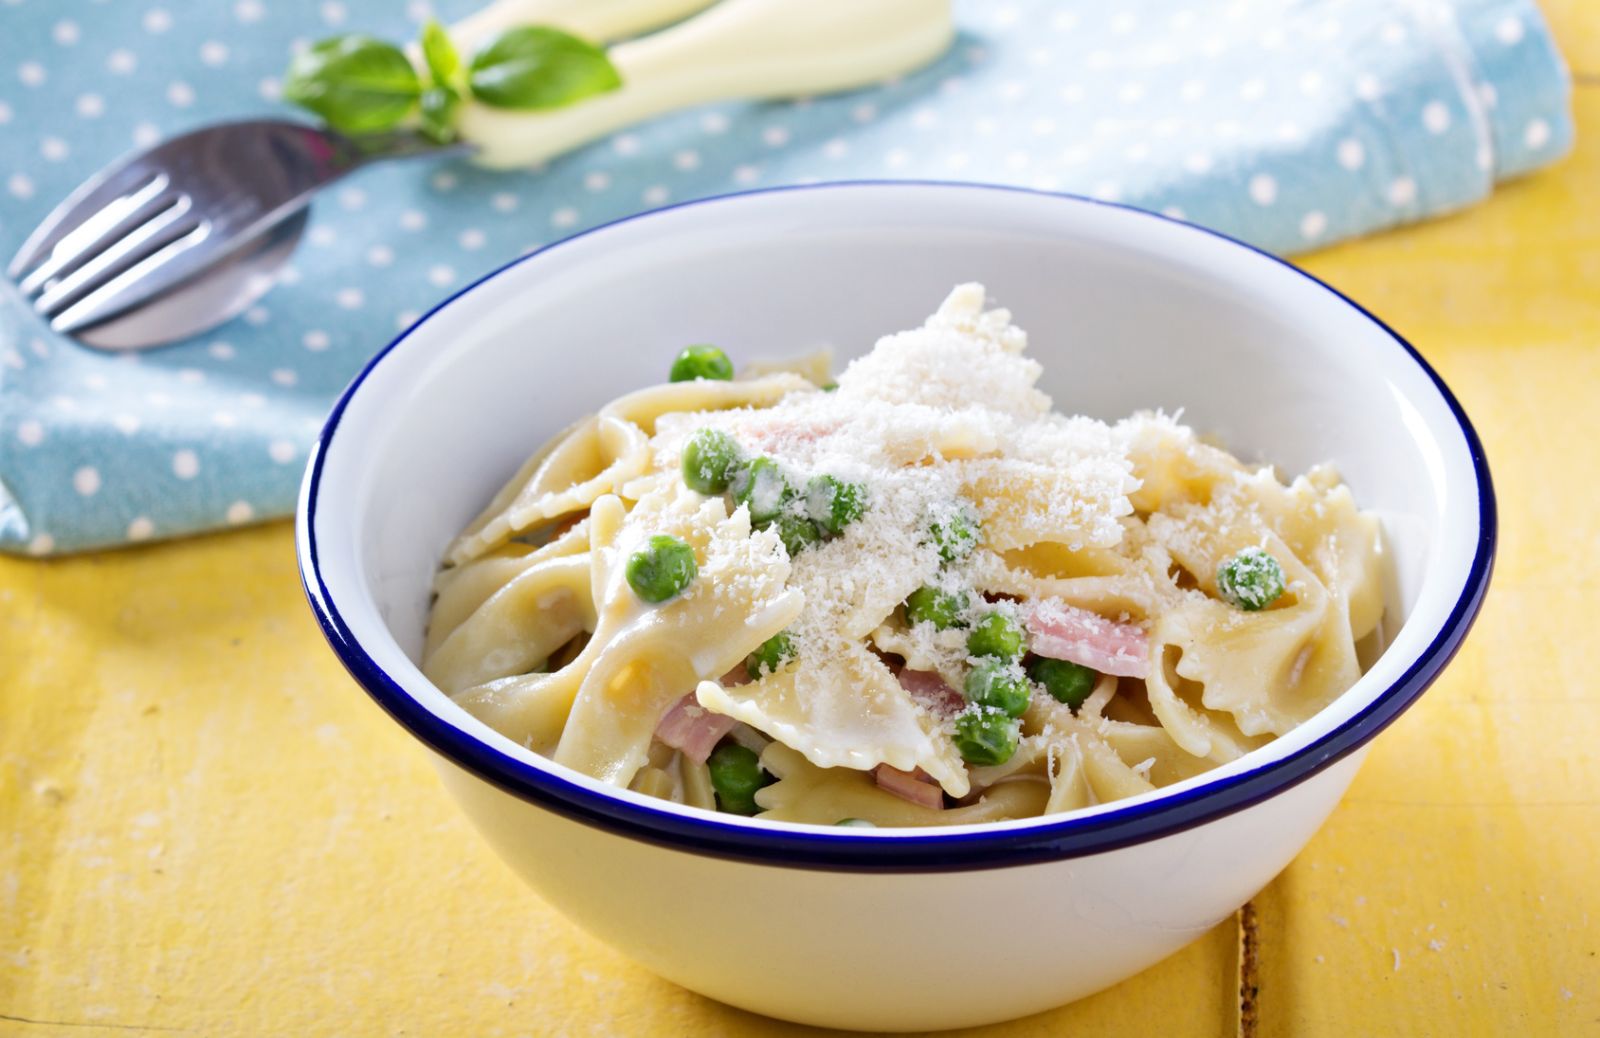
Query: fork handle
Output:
[[455, 0, 952, 170]]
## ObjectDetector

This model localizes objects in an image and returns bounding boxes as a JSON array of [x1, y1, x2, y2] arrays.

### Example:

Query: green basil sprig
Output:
[[468, 27, 621, 110], [284, 35, 423, 135], [283, 19, 622, 142], [420, 19, 460, 86], [417, 20, 462, 143]]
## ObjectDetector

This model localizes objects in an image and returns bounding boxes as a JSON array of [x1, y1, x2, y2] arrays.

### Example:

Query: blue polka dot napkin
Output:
[[0, 0, 1574, 555]]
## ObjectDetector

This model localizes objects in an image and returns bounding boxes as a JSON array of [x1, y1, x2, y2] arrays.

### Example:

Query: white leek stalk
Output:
[[450, 0, 953, 169]]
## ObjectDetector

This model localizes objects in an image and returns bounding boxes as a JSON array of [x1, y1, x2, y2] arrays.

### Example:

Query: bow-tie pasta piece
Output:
[[1145, 481, 1366, 745], [448, 414, 649, 565], [447, 375, 806, 566], [1238, 465, 1386, 644], [424, 553, 596, 694], [753, 743, 1047, 826], [698, 638, 970, 797], [426, 520, 592, 660], [553, 488, 802, 787], [603, 373, 812, 435]]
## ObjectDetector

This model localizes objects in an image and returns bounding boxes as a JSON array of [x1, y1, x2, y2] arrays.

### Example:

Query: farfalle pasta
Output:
[[425, 284, 1386, 827]]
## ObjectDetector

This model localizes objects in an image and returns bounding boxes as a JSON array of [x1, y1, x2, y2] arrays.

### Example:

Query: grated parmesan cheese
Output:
[[650, 284, 1140, 686]]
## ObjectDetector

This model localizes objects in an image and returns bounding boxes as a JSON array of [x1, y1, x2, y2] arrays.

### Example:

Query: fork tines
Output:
[[9, 168, 210, 334]]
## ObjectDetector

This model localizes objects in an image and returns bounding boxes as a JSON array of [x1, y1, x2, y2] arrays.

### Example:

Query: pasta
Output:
[[425, 284, 1386, 827]]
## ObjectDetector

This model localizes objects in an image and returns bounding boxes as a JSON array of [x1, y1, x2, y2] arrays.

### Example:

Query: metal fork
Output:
[[6, 120, 445, 352]]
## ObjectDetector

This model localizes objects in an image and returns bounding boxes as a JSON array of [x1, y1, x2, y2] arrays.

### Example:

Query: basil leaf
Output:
[[418, 85, 459, 144], [468, 26, 622, 111], [284, 35, 422, 134], [420, 19, 460, 89]]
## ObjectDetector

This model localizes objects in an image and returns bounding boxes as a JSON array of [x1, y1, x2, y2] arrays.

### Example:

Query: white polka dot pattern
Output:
[[1337, 139, 1366, 170], [0, 0, 1575, 553], [172, 450, 200, 480]]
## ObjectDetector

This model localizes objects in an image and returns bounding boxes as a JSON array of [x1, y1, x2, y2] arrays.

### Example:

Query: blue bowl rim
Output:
[[296, 180, 1496, 874]]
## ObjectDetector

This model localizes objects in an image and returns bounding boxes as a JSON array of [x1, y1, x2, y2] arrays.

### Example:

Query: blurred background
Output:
[[0, 0, 1577, 555]]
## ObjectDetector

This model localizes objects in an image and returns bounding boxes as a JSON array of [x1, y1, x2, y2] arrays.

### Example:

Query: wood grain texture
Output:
[[3, 12, 1596, 1036]]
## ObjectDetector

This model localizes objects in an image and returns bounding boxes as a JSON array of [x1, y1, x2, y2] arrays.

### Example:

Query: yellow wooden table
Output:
[[4, 13, 1596, 1037]]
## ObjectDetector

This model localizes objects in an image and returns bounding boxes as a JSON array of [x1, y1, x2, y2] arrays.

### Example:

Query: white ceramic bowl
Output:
[[297, 183, 1493, 1032]]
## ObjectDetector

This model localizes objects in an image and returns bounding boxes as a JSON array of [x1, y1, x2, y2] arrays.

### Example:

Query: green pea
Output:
[[820, 382, 840, 392], [964, 659, 1032, 718], [681, 428, 742, 495], [624, 534, 697, 603], [966, 611, 1025, 661], [669, 344, 734, 383], [775, 514, 823, 557], [805, 474, 867, 536], [1217, 547, 1286, 611], [952, 707, 1021, 766], [835, 817, 876, 828], [904, 586, 968, 629], [707, 742, 767, 815], [747, 630, 797, 678], [1027, 657, 1098, 709], [929, 508, 981, 564], [730, 456, 794, 526]]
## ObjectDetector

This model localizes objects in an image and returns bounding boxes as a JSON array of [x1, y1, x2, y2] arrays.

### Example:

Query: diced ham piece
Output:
[[1024, 599, 1151, 679], [719, 662, 752, 687], [873, 764, 945, 810], [897, 669, 966, 718], [656, 694, 738, 763]]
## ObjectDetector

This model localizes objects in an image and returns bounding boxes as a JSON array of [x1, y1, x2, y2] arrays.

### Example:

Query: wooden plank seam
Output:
[[1237, 900, 1260, 1038]]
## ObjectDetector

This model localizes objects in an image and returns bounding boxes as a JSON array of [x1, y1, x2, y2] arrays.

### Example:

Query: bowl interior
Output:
[[306, 183, 1483, 835]]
